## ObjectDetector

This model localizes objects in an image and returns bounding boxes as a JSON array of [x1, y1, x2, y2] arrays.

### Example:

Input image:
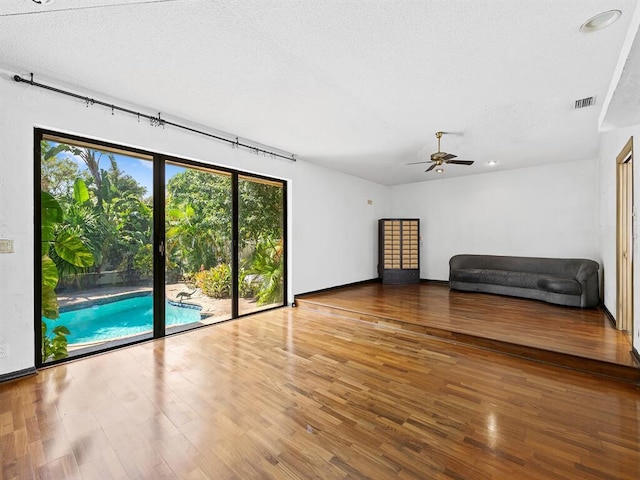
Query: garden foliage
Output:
[[41, 141, 284, 361]]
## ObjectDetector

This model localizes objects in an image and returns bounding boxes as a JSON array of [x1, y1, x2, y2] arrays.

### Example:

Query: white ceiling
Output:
[[1, 0, 639, 185]]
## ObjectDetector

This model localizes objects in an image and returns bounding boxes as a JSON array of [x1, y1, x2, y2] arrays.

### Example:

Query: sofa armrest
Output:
[[575, 260, 599, 282], [574, 261, 599, 307]]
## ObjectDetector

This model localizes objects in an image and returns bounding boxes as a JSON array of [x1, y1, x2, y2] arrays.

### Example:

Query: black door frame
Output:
[[34, 128, 288, 368]]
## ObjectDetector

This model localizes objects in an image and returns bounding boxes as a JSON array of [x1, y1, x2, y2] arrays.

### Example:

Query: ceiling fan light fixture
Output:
[[407, 131, 475, 174], [580, 10, 622, 32]]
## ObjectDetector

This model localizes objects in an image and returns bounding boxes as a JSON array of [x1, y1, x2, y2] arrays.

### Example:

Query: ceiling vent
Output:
[[574, 96, 596, 109]]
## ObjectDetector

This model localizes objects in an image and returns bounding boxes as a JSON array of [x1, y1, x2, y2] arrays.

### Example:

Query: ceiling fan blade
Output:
[[442, 153, 457, 161], [425, 163, 437, 172], [446, 160, 474, 165], [405, 160, 431, 165]]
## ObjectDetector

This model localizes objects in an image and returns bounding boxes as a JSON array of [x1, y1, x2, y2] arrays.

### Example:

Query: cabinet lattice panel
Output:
[[378, 218, 420, 284]]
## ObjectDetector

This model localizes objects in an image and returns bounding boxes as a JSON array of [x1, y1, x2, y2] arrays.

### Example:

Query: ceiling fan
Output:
[[407, 131, 474, 172]]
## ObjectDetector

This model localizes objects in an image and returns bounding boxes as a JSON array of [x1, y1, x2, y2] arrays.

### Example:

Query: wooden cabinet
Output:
[[378, 218, 420, 284]]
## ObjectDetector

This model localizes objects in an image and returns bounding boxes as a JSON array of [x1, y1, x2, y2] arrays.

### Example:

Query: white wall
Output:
[[0, 71, 388, 376], [1, 66, 625, 377], [387, 160, 598, 281], [598, 123, 640, 351]]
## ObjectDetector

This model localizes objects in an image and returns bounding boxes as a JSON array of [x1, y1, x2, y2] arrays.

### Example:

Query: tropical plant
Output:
[[246, 236, 284, 305], [166, 170, 232, 274], [41, 191, 94, 361], [41, 323, 71, 362], [111, 194, 153, 285], [165, 171, 284, 281], [40, 141, 81, 197], [131, 244, 153, 280], [49, 144, 154, 286], [50, 179, 102, 287], [238, 180, 283, 244], [193, 264, 232, 298], [166, 203, 220, 276]]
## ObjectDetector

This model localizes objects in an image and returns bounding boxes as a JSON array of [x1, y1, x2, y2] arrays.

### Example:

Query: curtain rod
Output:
[[13, 73, 296, 162]]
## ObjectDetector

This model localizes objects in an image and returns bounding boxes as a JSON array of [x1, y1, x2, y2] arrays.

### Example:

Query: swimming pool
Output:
[[43, 295, 202, 345]]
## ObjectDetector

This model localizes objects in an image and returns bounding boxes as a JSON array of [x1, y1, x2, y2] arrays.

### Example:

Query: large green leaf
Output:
[[49, 333, 69, 360], [100, 172, 112, 203], [73, 178, 90, 204], [41, 224, 55, 243], [166, 226, 181, 238], [41, 255, 59, 289], [167, 208, 185, 219], [41, 285, 59, 319], [41, 223, 54, 256], [54, 232, 95, 267], [43, 142, 69, 161], [41, 320, 70, 362], [52, 325, 70, 336], [41, 192, 63, 224]]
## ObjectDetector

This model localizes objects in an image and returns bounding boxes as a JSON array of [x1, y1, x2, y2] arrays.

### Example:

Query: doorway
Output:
[[616, 137, 634, 335]]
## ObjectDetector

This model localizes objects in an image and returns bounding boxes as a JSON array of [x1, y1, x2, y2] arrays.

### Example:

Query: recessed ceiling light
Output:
[[435, 168, 444, 173], [487, 160, 498, 166], [580, 10, 622, 32]]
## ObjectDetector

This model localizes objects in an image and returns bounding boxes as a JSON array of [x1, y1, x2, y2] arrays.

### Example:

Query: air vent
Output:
[[574, 96, 596, 109]]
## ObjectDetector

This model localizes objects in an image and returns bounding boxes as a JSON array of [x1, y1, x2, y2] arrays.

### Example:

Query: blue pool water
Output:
[[43, 296, 202, 345]]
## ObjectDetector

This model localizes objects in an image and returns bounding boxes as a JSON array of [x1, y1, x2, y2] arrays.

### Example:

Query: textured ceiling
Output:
[[1, 0, 639, 185], [601, 7, 640, 130]]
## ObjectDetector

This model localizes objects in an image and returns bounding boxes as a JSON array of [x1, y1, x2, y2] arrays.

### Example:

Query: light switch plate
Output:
[[0, 239, 14, 253]]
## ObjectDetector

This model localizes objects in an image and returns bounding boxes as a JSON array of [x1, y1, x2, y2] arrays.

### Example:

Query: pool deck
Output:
[[57, 283, 273, 323], [57, 285, 152, 308]]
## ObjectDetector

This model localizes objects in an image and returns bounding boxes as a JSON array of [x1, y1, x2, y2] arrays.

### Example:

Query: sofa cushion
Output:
[[450, 268, 484, 283], [536, 275, 582, 295], [451, 269, 539, 289]]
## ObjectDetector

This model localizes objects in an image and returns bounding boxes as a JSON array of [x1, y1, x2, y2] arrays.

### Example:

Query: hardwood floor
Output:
[[1, 300, 639, 479], [296, 282, 640, 382]]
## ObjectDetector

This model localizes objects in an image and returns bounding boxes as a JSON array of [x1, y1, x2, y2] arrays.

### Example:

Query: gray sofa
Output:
[[449, 255, 599, 308]]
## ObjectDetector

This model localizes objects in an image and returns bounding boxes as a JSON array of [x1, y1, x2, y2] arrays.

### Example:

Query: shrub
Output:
[[247, 237, 283, 305], [194, 264, 231, 298], [132, 244, 153, 279]]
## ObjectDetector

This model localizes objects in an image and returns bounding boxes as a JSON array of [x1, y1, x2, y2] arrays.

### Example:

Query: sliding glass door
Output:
[[238, 175, 285, 315], [39, 134, 155, 363], [165, 162, 232, 329], [36, 130, 287, 366]]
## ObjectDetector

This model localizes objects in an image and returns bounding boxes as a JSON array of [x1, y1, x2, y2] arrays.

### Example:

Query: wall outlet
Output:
[[0, 343, 7, 359]]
